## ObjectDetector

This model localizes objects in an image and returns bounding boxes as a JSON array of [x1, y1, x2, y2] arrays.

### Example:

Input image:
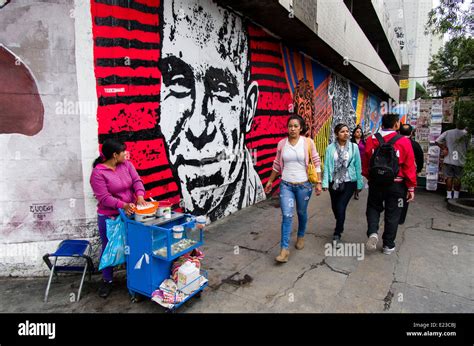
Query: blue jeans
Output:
[[279, 180, 313, 249]]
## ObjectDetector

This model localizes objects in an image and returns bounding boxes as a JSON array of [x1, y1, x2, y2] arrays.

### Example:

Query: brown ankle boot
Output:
[[295, 237, 305, 250], [275, 249, 290, 263]]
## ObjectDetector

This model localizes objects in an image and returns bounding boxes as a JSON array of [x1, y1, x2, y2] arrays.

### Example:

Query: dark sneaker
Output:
[[98, 281, 113, 298], [333, 235, 342, 249]]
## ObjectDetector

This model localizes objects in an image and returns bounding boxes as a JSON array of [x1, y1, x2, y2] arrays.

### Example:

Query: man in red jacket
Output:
[[362, 113, 417, 255]]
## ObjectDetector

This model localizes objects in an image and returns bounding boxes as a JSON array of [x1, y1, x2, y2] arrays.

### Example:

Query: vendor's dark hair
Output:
[[334, 123, 349, 135], [92, 139, 126, 168], [287, 114, 307, 134], [351, 125, 365, 143]]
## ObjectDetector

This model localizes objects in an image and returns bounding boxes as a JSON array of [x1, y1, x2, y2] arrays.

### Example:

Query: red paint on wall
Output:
[[0, 46, 44, 136]]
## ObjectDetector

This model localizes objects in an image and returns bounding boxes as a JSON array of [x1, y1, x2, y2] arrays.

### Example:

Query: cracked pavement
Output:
[[1, 189, 473, 313]]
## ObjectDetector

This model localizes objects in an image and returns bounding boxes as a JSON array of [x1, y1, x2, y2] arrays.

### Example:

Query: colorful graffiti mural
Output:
[[89, 0, 384, 222]]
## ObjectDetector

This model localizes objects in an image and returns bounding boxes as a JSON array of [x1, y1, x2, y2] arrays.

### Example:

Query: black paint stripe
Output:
[[252, 61, 284, 71], [136, 164, 169, 177], [256, 162, 273, 173], [98, 127, 163, 143], [255, 109, 290, 116], [252, 74, 287, 83], [250, 49, 282, 58], [249, 36, 280, 43], [246, 133, 287, 143], [257, 86, 289, 93], [95, 0, 159, 14], [149, 190, 180, 202], [256, 153, 277, 162], [98, 75, 160, 86], [144, 177, 177, 190], [259, 170, 273, 180], [96, 58, 159, 69], [98, 94, 159, 106], [252, 143, 279, 151], [95, 37, 160, 50], [95, 16, 158, 33]]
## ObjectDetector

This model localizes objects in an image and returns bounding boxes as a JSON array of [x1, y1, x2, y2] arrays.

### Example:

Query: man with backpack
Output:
[[362, 113, 417, 255]]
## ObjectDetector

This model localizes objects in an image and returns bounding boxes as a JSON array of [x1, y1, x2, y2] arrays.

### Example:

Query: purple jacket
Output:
[[357, 140, 366, 160], [90, 160, 145, 216], [272, 136, 321, 175]]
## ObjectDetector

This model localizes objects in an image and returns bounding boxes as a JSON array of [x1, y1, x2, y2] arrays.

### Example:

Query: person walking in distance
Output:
[[398, 123, 424, 225], [362, 113, 417, 255], [351, 125, 366, 200], [436, 119, 469, 200], [322, 124, 364, 248], [265, 115, 322, 263]]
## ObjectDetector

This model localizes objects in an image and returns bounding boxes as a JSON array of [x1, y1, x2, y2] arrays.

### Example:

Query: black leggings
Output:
[[329, 182, 357, 236]]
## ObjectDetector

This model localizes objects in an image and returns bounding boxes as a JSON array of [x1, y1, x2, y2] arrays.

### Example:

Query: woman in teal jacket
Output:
[[322, 124, 364, 247]]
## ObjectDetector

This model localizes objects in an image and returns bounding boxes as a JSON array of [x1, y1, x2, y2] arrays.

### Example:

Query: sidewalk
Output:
[[1, 189, 473, 313]]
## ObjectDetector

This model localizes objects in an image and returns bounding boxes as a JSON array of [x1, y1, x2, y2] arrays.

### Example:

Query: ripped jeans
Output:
[[279, 180, 313, 249]]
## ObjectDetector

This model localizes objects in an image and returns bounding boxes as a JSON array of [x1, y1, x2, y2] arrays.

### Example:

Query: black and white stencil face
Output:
[[160, 0, 258, 215]]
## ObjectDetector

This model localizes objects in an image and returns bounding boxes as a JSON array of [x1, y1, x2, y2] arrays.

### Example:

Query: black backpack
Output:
[[369, 133, 402, 184]]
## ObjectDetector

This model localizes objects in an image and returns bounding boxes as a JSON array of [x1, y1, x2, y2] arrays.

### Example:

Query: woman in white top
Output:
[[265, 115, 322, 263]]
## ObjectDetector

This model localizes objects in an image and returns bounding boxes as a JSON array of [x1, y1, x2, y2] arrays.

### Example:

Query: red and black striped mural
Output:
[[245, 25, 292, 192], [90, 0, 181, 207], [89, 0, 378, 221]]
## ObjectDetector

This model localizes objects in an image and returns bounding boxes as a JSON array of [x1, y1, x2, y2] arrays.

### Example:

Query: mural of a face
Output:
[[160, 0, 261, 219]]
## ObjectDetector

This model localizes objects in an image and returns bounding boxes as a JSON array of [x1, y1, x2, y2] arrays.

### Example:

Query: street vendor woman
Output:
[[90, 139, 147, 298]]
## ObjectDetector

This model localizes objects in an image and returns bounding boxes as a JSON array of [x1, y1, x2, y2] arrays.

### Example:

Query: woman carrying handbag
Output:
[[322, 124, 364, 248], [265, 115, 322, 263]]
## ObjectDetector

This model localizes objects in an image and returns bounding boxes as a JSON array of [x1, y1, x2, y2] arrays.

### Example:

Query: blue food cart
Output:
[[119, 210, 207, 312]]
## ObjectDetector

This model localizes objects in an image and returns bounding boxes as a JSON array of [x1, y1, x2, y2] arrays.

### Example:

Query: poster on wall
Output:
[[416, 127, 429, 142], [417, 99, 431, 128], [442, 97, 455, 123], [431, 99, 443, 124], [426, 143, 440, 191], [408, 99, 419, 127], [428, 125, 442, 142]]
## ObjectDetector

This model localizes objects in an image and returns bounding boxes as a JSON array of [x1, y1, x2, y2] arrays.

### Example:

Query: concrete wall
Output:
[[0, 0, 385, 277], [0, 0, 100, 277], [316, 0, 400, 101]]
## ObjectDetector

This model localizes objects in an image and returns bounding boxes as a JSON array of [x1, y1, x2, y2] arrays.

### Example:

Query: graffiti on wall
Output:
[[281, 46, 332, 167], [90, 0, 383, 221], [328, 74, 357, 143], [365, 95, 382, 135], [0, 45, 44, 136]]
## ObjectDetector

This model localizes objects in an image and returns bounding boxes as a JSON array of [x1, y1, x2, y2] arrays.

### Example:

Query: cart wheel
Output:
[[165, 308, 175, 314], [130, 292, 142, 303], [195, 292, 202, 299]]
